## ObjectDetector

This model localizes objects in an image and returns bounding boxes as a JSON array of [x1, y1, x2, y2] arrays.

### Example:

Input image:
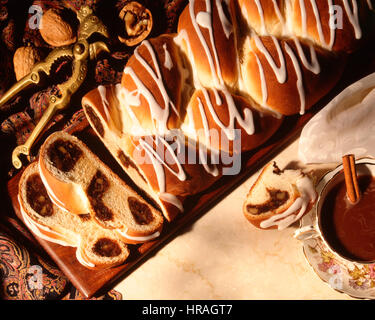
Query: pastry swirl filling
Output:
[[87, 170, 114, 222], [26, 173, 54, 217], [85, 105, 105, 138], [128, 196, 154, 225], [246, 189, 289, 215], [92, 238, 122, 257], [47, 139, 83, 172]]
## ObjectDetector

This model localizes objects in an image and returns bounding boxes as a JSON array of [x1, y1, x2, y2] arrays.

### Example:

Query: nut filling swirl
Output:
[[26, 174, 53, 217], [92, 238, 122, 257], [246, 189, 290, 215], [128, 196, 154, 225], [117, 150, 147, 182], [87, 170, 114, 222], [47, 139, 83, 172], [118, 1, 153, 46], [85, 105, 104, 138]]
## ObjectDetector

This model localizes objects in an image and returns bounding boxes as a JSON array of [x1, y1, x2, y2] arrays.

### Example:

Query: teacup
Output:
[[294, 157, 375, 264]]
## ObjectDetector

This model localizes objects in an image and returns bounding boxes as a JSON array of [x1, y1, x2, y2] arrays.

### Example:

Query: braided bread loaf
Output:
[[82, 0, 375, 222]]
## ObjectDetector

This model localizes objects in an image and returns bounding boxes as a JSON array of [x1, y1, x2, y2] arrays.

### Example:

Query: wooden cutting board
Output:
[[6, 115, 306, 298], [6, 43, 375, 298]]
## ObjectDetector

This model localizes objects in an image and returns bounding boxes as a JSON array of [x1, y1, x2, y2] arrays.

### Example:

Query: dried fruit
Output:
[[118, 1, 153, 47], [13, 45, 42, 80], [39, 8, 76, 47]]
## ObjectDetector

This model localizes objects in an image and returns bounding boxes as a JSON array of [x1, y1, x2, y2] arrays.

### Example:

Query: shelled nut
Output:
[[118, 1, 153, 46]]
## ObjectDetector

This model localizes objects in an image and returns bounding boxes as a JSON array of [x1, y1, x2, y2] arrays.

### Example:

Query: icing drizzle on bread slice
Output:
[[243, 161, 317, 230]]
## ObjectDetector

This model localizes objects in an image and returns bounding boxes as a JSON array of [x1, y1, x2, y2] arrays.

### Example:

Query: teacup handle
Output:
[[294, 225, 319, 241]]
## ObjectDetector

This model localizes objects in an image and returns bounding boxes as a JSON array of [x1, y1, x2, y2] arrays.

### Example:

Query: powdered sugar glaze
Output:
[[260, 175, 317, 230], [115, 0, 258, 212], [246, 0, 372, 115]]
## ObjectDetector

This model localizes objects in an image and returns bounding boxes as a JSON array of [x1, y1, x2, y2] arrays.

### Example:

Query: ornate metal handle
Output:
[[12, 95, 61, 169]]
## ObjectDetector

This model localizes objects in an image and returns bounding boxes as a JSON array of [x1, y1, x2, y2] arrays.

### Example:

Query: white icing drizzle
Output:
[[272, 0, 285, 26], [199, 144, 220, 176], [163, 43, 173, 70], [296, 0, 363, 48], [98, 85, 111, 124], [183, 102, 220, 176], [260, 175, 317, 230], [186, 0, 256, 142], [250, 0, 366, 114], [197, 96, 212, 146], [123, 40, 178, 134], [252, 35, 308, 114], [202, 88, 255, 139], [284, 42, 306, 115], [159, 192, 184, 212], [215, 0, 233, 39], [244, 0, 368, 115], [181, 104, 198, 139], [115, 84, 143, 134], [309, 0, 336, 50], [254, 52, 268, 105], [140, 135, 187, 182], [97, 85, 123, 136], [299, 0, 307, 37], [254, 0, 267, 34], [174, 29, 201, 88], [116, 229, 161, 242], [124, 67, 169, 134], [254, 35, 287, 84], [137, 135, 186, 211], [342, 0, 362, 39], [139, 40, 179, 117], [121, 27, 226, 212], [293, 38, 320, 75], [192, 0, 224, 87]]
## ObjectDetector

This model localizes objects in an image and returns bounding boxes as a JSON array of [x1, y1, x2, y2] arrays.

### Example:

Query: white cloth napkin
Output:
[[299, 72, 375, 164]]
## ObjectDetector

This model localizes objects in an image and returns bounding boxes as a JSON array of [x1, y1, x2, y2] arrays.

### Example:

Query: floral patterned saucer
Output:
[[300, 209, 375, 299]]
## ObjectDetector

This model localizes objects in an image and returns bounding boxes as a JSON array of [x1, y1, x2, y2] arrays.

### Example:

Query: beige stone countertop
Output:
[[115, 138, 355, 300]]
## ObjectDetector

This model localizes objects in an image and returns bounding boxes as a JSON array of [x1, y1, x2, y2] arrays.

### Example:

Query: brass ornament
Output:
[[0, 6, 110, 169]]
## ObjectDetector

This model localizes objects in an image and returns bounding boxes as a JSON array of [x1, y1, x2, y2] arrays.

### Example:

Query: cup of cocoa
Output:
[[294, 157, 375, 264]]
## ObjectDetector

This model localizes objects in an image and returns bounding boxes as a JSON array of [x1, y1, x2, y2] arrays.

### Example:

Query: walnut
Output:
[[118, 1, 153, 47], [276, 191, 288, 200], [247, 207, 259, 215], [39, 8, 77, 47], [13, 45, 42, 81]]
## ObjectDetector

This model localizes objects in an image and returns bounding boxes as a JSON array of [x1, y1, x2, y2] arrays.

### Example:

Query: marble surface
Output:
[[114, 138, 355, 300]]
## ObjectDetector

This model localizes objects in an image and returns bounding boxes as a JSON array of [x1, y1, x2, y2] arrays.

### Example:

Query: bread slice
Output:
[[18, 162, 130, 269], [243, 162, 317, 230], [38, 131, 164, 244]]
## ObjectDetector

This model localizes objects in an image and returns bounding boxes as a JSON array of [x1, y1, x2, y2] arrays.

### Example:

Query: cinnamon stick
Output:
[[342, 154, 361, 204]]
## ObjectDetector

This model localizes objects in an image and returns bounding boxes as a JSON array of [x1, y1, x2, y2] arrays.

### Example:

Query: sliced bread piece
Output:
[[243, 162, 317, 230], [38, 131, 164, 244], [18, 162, 130, 269]]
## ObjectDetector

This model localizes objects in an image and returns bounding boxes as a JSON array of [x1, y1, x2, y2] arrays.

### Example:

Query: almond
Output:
[[40, 8, 76, 47], [13, 46, 42, 80]]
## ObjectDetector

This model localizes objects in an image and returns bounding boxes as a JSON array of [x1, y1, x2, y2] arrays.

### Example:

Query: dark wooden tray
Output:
[[6, 115, 306, 298], [6, 42, 375, 298]]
